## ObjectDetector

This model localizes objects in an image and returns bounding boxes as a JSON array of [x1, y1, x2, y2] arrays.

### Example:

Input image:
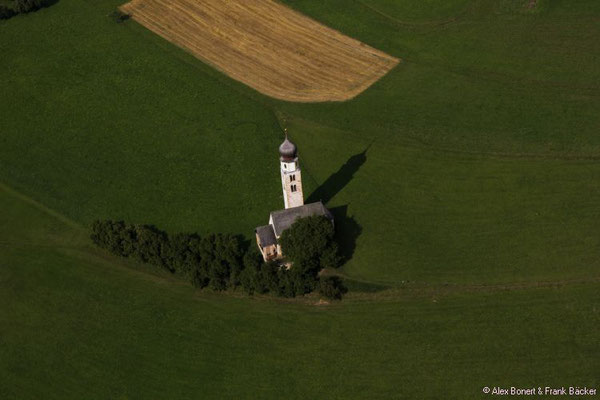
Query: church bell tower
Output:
[[279, 132, 304, 209]]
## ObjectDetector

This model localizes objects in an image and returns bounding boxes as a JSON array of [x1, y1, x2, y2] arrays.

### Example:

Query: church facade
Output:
[[255, 135, 333, 262]]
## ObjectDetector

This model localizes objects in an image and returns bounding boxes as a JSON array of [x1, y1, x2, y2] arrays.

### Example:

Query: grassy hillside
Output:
[[0, 0, 283, 234], [1, 0, 599, 284], [279, 0, 600, 156], [1, 0, 600, 396], [1, 185, 599, 400], [288, 117, 600, 284], [275, 0, 600, 283]]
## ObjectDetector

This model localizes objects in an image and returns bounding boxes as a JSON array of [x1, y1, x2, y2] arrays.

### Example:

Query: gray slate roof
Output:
[[255, 224, 277, 246], [270, 201, 333, 237]]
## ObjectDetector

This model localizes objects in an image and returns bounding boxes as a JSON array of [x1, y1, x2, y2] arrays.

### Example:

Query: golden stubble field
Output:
[[119, 0, 399, 102]]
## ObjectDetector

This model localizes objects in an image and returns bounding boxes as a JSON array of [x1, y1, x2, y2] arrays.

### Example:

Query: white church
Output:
[[255, 134, 333, 262]]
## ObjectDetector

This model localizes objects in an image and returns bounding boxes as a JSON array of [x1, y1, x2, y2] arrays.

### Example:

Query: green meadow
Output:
[[1, 0, 599, 397], [1, 185, 599, 399]]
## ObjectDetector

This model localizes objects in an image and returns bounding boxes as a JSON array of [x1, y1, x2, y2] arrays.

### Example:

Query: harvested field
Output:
[[119, 0, 399, 102]]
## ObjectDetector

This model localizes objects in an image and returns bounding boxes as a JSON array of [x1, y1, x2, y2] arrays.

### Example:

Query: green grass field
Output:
[[1, 185, 599, 399], [1, 0, 599, 397]]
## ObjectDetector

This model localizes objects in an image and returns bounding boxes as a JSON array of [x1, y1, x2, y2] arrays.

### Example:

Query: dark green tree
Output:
[[131, 224, 168, 269], [215, 234, 243, 289], [118, 223, 137, 257], [240, 246, 265, 294], [191, 233, 243, 291], [276, 268, 296, 298], [15, 0, 44, 13], [0, 5, 16, 19], [319, 242, 342, 269], [260, 262, 280, 293], [191, 234, 216, 289], [90, 219, 336, 298], [318, 276, 348, 300], [91, 220, 131, 256], [289, 265, 319, 295], [279, 215, 341, 273], [162, 233, 200, 276]]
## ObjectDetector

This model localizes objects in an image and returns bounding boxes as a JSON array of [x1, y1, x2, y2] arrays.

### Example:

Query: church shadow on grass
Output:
[[306, 147, 370, 265], [306, 145, 371, 263], [328, 205, 362, 264], [306, 148, 368, 205]]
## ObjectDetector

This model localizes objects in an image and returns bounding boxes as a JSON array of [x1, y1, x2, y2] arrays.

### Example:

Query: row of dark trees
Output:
[[91, 216, 347, 300], [0, 0, 53, 20]]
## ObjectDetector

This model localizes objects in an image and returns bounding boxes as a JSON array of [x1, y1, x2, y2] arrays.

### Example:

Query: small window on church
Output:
[[291, 184, 297, 192], [290, 174, 295, 182]]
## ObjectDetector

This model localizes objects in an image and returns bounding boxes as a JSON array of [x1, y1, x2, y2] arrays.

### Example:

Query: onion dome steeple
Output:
[[278, 130, 297, 161]]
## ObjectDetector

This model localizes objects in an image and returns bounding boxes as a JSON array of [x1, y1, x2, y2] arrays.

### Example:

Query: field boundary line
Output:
[[354, 0, 464, 28], [0, 182, 85, 231], [342, 276, 600, 303]]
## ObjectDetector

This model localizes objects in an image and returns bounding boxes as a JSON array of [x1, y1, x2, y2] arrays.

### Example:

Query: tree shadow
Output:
[[306, 147, 368, 204], [109, 9, 130, 23], [329, 205, 362, 264], [342, 278, 388, 293], [0, 0, 59, 20]]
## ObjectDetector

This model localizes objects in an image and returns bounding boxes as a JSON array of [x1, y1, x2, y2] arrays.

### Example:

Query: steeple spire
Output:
[[278, 133, 303, 209], [278, 132, 297, 161]]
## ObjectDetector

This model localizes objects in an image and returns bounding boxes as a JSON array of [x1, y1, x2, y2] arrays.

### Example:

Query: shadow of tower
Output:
[[306, 147, 368, 205]]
